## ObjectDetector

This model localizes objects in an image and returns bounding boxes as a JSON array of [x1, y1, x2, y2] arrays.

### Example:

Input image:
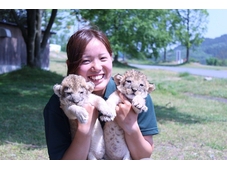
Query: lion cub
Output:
[[53, 74, 114, 160], [100, 69, 155, 160]]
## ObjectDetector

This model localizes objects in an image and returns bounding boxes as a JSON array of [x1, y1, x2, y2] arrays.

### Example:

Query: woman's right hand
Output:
[[76, 103, 99, 136], [62, 103, 98, 160]]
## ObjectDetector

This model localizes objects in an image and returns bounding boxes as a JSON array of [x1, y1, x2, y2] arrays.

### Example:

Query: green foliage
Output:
[[206, 57, 227, 66], [78, 9, 182, 60], [0, 66, 63, 159], [175, 9, 209, 61]]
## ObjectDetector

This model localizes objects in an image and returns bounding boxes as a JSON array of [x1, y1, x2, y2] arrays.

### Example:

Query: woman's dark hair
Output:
[[66, 27, 112, 75]]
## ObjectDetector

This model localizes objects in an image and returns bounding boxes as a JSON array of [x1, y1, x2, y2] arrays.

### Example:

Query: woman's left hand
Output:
[[115, 91, 138, 135]]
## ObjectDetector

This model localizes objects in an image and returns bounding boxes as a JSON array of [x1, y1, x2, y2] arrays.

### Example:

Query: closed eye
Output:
[[81, 55, 91, 65], [100, 56, 108, 61], [81, 59, 90, 64]]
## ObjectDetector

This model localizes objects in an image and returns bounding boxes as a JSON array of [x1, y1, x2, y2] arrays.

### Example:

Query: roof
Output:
[[0, 21, 56, 34]]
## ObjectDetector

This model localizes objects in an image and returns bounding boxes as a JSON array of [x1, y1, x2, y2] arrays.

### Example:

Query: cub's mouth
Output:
[[125, 94, 135, 100]]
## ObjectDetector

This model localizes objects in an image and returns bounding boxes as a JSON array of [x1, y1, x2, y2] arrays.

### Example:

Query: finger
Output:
[[118, 92, 127, 103]]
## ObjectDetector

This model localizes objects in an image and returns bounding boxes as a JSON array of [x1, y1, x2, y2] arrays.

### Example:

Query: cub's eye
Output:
[[66, 92, 72, 96], [126, 80, 131, 83], [79, 89, 84, 94], [140, 84, 144, 87]]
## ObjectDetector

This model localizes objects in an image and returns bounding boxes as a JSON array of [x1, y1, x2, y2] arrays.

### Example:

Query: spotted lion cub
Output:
[[53, 74, 114, 160], [100, 69, 155, 160]]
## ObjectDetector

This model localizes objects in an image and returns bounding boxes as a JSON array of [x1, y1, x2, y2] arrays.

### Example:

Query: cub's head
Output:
[[53, 74, 95, 106], [114, 69, 155, 100]]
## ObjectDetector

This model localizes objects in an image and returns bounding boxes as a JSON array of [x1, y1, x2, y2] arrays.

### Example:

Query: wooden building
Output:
[[0, 21, 53, 74]]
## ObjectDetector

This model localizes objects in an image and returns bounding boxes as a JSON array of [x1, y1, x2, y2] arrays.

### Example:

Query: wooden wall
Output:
[[0, 22, 50, 74]]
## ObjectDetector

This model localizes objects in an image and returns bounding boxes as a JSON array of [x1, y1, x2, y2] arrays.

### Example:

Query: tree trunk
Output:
[[113, 53, 119, 63], [186, 46, 190, 62], [26, 9, 37, 67], [11, 9, 58, 69], [41, 9, 57, 50], [35, 9, 42, 68], [163, 48, 167, 62]]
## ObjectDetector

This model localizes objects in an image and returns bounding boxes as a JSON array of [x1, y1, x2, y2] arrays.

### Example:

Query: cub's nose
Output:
[[132, 88, 137, 93]]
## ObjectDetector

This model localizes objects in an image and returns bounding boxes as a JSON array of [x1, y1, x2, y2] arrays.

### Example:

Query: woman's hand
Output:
[[114, 92, 154, 159], [115, 92, 138, 135], [62, 103, 98, 160], [77, 103, 99, 136]]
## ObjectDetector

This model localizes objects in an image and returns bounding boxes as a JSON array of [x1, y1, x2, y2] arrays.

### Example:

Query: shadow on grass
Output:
[[0, 67, 64, 149], [155, 105, 203, 124], [113, 60, 137, 69]]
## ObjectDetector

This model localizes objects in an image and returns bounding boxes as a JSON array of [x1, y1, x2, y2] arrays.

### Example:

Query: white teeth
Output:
[[89, 75, 103, 81]]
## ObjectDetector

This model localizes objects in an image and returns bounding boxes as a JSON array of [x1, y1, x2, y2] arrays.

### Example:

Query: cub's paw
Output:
[[99, 114, 116, 122], [99, 106, 116, 117], [132, 96, 147, 113], [76, 108, 89, 123], [133, 101, 147, 111]]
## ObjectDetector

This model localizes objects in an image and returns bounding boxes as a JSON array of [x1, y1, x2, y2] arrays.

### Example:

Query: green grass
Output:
[[0, 51, 227, 160], [0, 66, 64, 159]]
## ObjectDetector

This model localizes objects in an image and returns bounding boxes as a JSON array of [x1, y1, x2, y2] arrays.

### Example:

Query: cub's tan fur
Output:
[[100, 69, 155, 160], [53, 74, 114, 160]]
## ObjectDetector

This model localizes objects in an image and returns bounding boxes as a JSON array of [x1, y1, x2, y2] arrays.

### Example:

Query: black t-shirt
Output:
[[43, 77, 159, 160]]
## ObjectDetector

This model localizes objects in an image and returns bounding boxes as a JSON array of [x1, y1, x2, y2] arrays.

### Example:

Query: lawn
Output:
[[0, 51, 226, 160]]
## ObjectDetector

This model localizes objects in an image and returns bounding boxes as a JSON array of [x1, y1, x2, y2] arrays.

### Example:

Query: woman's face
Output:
[[76, 38, 113, 96]]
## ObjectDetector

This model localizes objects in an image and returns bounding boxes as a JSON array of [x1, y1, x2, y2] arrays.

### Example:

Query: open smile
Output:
[[88, 74, 104, 81]]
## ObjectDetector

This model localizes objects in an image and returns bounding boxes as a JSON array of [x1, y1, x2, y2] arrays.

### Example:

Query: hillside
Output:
[[165, 34, 227, 64]]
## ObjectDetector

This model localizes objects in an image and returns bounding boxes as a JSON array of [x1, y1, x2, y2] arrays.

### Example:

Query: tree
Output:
[[77, 9, 175, 62], [44, 9, 79, 51], [157, 10, 182, 62], [9, 9, 57, 68], [175, 9, 208, 62], [0, 9, 57, 68]]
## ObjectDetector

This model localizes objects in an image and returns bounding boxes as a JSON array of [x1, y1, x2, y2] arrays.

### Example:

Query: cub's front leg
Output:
[[132, 95, 147, 114], [99, 91, 121, 122], [61, 104, 89, 123], [89, 94, 117, 122]]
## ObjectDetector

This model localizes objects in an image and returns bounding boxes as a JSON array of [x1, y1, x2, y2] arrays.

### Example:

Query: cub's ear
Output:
[[113, 74, 123, 85], [53, 84, 62, 97], [148, 83, 155, 93], [86, 81, 95, 92]]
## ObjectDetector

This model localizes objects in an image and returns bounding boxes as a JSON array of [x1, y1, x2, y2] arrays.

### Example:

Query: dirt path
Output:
[[129, 64, 227, 79]]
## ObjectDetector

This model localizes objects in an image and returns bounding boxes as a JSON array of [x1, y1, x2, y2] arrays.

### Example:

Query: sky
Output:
[[205, 9, 227, 38], [3, 1, 227, 40]]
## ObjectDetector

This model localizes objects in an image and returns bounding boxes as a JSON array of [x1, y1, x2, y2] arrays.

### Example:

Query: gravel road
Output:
[[129, 64, 227, 79]]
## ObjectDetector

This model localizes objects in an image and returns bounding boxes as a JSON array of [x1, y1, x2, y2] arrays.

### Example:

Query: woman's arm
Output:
[[62, 104, 99, 160], [124, 123, 154, 159], [115, 93, 155, 160]]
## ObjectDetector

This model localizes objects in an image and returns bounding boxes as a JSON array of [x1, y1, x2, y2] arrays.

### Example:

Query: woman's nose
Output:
[[91, 60, 102, 71]]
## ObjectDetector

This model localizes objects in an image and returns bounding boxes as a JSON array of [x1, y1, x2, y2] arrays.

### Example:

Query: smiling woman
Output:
[[43, 27, 159, 160]]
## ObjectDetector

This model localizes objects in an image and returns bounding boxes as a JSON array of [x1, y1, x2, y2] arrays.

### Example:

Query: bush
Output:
[[206, 57, 227, 66]]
